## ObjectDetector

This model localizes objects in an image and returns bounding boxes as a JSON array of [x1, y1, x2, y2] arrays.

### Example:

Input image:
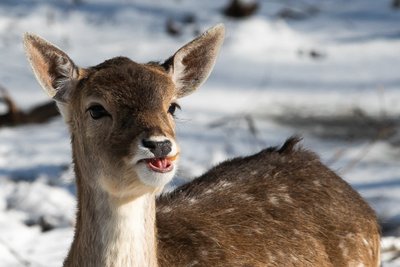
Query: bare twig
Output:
[[244, 114, 258, 137], [339, 138, 377, 174], [337, 87, 395, 174], [325, 148, 346, 166]]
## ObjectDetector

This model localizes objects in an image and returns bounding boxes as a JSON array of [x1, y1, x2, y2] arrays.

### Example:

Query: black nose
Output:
[[142, 139, 172, 158]]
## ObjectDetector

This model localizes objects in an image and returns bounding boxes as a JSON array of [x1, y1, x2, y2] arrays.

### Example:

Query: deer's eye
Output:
[[168, 103, 181, 116], [87, 105, 110, 120]]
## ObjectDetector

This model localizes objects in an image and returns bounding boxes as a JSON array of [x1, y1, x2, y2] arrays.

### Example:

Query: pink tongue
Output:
[[150, 158, 170, 169]]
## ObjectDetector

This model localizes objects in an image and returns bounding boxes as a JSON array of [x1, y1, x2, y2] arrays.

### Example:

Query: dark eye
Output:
[[87, 105, 110, 120], [168, 103, 181, 116]]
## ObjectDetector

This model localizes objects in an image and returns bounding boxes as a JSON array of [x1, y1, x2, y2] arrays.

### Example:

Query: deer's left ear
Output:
[[163, 24, 225, 98], [23, 33, 81, 103]]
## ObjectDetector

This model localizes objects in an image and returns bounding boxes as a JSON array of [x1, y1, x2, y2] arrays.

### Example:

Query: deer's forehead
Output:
[[81, 59, 175, 108]]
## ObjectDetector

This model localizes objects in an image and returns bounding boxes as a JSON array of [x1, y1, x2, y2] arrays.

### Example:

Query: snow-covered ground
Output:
[[0, 0, 399, 266]]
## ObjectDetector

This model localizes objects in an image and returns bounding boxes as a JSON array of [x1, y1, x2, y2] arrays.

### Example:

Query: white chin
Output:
[[135, 162, 177, 188]]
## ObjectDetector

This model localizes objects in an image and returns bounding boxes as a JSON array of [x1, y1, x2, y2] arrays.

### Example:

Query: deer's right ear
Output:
[[23, 33, 80, 103], [163, 24, 225, 98]]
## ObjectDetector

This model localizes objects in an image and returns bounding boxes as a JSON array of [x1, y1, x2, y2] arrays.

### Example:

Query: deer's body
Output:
[[24, 25, 380, 267], [157, 139, 380, 266]]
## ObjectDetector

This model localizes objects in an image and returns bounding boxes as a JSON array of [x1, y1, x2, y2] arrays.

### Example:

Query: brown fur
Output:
[[157, 138, 380, 266], [23, 25, 380, 267]]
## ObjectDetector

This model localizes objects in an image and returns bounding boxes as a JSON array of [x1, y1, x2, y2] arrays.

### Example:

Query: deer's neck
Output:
[[64, 165, 158, 267]]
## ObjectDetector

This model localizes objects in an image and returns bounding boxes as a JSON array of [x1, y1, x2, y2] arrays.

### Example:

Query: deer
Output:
[[23, 24, 380, 267]]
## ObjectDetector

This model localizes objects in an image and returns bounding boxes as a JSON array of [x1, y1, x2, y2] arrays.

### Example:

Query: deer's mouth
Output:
[[143, 155, 178, 173]]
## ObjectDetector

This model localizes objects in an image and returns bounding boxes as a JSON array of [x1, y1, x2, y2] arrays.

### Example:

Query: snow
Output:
[[0, 0, 399, 266]]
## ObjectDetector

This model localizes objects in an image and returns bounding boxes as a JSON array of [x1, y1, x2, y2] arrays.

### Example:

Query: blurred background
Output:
[[0, 0, 399, 266]]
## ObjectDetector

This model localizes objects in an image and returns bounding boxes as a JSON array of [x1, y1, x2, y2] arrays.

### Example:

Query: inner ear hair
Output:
[[23, 33, 80, 103], [163, 24, 225, 98]]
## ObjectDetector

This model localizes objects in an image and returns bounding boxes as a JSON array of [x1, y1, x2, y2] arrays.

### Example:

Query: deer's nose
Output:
[[142, 139, 172, 158]]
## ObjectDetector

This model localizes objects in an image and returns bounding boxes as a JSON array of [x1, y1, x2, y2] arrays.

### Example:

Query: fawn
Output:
[[24, 24, 380, 267]]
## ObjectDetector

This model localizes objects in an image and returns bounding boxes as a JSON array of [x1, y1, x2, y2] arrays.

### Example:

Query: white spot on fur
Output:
[[250, 170, 258, 176], [189, 198, 197, 204], [339, 240, 349, 257], [210, 236, 221, 247], [245, 196, 255, 202], [219, 181, 232, 188], [253, 227, 263, 234], [159, 233, 171, 239], [313, 180, 321, 187], [269, 196, 279, 205], [346, 233, 355, 238], [268, 253, 276, 263], [204, 189, 214, 194], [160, 207, 172, 213], [336, 188, 344, 194], [198, 230, 207, 236], [268, 192, 292, 205], [281, 192, 293, 203], [188, 260, 199, 267], [277, 185, 288, 192], [240, 194, 255, 202]]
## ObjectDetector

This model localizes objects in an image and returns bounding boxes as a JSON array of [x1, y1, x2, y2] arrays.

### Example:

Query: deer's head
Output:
[[24, 25, 224, 198]]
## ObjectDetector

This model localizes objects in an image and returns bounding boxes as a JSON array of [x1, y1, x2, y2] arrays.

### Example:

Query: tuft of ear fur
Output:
[[23, 33, 80, 103], [163, 24, 225, 98]]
